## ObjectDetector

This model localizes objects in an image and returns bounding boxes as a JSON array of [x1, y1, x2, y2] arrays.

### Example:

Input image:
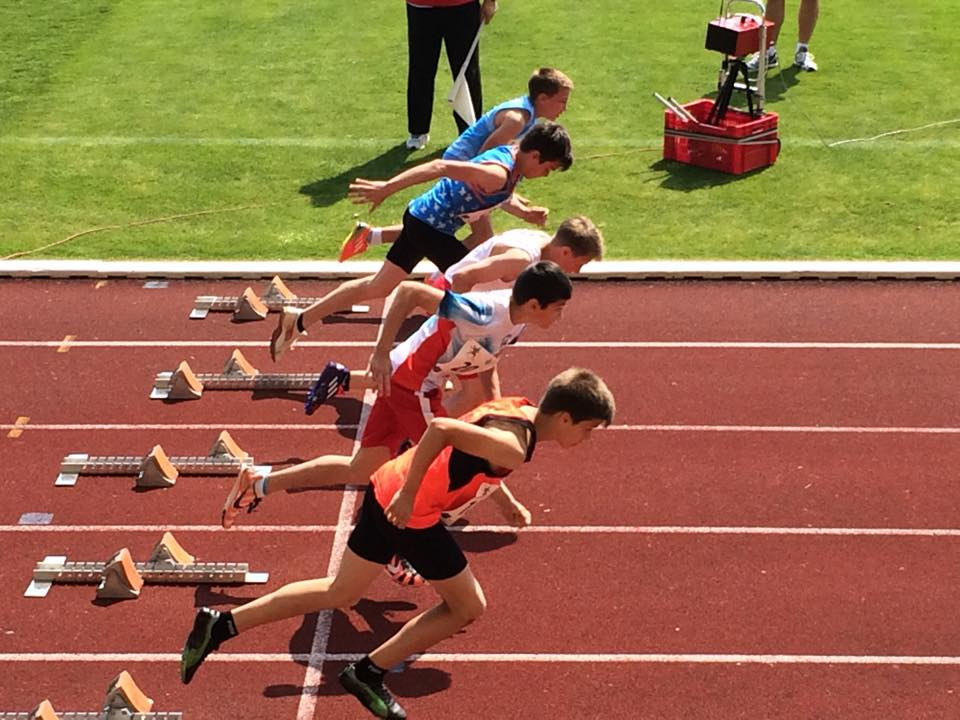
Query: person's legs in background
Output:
[[794, 0, 819, 71], [406, 4, 443, 147], [442, 1, 483, 134]]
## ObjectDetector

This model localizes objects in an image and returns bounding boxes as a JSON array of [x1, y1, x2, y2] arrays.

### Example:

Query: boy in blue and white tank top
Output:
[[268, 122, 573, 362], [341, 68, 574, 260]]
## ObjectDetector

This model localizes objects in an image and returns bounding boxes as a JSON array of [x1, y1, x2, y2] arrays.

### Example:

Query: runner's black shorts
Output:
[[385, 208, 469, 274], [347, 484, 468, 581]]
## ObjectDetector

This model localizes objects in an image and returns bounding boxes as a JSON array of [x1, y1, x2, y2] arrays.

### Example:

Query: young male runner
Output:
[[269, 122, 573, 361], [430, 214, 603, 293], [182, 368, 616, 720], [224, 262, 574, 534], [340, 67, 575, 260]]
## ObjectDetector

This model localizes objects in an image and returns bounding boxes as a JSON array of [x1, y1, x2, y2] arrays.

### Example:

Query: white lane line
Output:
[[296, 389, 370, 719], [608, 425, 960, 434], [5, 340, 960, 349], [5, 423, 960, 434], [0, 423, 356, 430], [1, 652, 959, 665], [2, 524, 958, 537]]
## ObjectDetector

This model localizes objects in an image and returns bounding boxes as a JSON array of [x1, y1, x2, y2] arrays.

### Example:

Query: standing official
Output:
[[405, 0, 498, 150]]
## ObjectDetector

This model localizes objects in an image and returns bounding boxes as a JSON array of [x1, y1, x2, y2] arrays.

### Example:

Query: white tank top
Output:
[[443, 228, 548, 293]]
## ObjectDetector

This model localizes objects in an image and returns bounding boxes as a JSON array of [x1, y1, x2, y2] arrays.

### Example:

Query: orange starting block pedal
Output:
[[103, 671, 154, 716], [97, 548, 144, 600], [137, 445, 180, 488], [29, 700, 59, 720], [233, 287, 270, 321]]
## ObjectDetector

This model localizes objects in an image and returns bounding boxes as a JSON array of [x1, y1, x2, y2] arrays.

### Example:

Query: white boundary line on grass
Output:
[[1, 651, 959, 666], [2, 134, 959, 150], [3, 524, 960, 537], [6, 259, 960, 280]]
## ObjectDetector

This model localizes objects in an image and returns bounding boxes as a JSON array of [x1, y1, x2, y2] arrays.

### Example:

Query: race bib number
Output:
[[441, 482, 500, 525], [434, 340, 498, 377]]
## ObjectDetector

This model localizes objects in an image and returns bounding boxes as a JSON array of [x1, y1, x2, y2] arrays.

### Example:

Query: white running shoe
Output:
[[270, 307, 303, 362], [794, 50, 818, 72], [745, 46, 779, 72], [405, 133, 429, 150]]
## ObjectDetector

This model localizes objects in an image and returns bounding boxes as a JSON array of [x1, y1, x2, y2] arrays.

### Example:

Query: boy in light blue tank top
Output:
[[268, 122, 573, 362], [341, 68, 574, 260]]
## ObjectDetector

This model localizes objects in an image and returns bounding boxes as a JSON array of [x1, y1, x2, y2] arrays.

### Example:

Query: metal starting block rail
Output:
[[151, 349, 319, 400], [56, 431, 251, 487], [190, 275, 368, 320], [25, 532, 269, 599], [0, 670, 182, 720]]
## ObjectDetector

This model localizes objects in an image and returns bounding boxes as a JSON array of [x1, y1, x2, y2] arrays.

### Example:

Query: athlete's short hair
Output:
[[519, 122, 573, 171], [552, 215, 604, 260], [538, 368, 616, 426], [511, 260, 572, 308], [528, 68, 574, 99]]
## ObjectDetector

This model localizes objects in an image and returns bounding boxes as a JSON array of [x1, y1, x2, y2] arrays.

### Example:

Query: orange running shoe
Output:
[[339, 222, 372, 262], [221, 466, 261, 529]]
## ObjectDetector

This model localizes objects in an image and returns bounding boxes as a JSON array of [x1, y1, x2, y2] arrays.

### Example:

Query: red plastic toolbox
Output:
[[705, 15, 774, 57], [663, 98, 779, 175]]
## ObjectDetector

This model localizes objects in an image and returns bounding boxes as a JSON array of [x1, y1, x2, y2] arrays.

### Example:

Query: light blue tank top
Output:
[[408, 145, 520, 236], [443, 95, 537, 161]]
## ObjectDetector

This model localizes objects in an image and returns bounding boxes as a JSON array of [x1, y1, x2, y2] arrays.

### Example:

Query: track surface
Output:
[[2, 278, 960, 719]]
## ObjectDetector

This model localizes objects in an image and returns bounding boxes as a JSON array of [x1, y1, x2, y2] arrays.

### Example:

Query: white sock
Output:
[[254, 472, 271, 498], [369, 228, 383, 246], [796, 42, 809, 54]]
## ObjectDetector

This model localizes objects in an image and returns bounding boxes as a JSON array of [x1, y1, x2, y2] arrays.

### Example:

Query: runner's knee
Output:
[[447, 588, 487, 626]]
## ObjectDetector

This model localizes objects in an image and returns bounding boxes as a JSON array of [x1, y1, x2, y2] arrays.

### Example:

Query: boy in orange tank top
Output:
[[181, 368, 615, 720]]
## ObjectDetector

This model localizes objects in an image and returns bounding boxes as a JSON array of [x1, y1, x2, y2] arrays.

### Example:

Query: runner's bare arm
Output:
[[368, 281, 445, 395], [499, 194, 549, 226], [385, 418, 528, 528], [348, 160, 509, 210], [490, 481, 532, 527], [476, 109, 529, 155], [448, 249, 532, 292]]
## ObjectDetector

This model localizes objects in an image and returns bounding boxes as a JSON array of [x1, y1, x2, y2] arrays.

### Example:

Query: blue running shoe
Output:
[[181, 607, 222, 684], [305, 361, 350, 415], [339, 663, 407, 719]]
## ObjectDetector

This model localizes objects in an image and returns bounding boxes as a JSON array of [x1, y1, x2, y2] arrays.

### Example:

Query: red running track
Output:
[[2, 278, 960, 719]]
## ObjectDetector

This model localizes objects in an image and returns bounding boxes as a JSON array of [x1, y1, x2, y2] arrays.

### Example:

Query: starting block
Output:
[[0, 670, 181, 720], [24, 531, 269, 599], [151, 349, 321, 401], [56, 431, 251, 487], [190, 275, 370, 320]]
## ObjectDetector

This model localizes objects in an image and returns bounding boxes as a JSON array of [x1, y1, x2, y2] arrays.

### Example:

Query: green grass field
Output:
[[2, 1, 958, 261]]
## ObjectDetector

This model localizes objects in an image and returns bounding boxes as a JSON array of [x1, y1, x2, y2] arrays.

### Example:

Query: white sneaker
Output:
[[405, 133, 429, 150], [745, 46, 779, 72], [270, 306, 303, 362], [794, 50, 818, 71]]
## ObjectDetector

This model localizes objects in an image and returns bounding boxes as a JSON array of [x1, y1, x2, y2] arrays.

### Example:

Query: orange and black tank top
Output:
[[372, 397, 537, 529]]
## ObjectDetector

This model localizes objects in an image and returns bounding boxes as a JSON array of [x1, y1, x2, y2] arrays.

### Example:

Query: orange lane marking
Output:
[[57, 335, 77, 352], [95, 280, 108, 289], [7, 416, 29, 438]]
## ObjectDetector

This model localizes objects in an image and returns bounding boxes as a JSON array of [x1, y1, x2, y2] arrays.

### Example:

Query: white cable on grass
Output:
[[828, 118, 960, 148]]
